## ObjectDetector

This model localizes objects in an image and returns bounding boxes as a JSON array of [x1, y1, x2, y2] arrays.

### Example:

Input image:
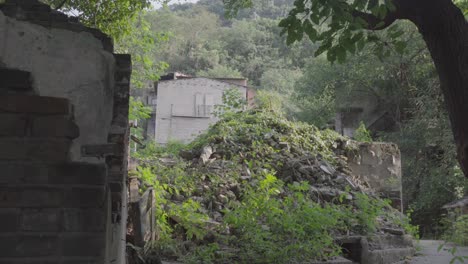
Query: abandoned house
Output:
[[335, 87, 400, 138], [133, 73, 255, 144], [0, 1, 130, 263]]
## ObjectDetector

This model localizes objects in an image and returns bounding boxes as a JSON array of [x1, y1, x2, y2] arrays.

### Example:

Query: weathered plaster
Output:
[[0, 11, 115, 162], [155, 78, 247, 144]]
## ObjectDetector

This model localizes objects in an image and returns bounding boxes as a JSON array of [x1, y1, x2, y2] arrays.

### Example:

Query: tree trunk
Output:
[[409, 0, 468, 177]]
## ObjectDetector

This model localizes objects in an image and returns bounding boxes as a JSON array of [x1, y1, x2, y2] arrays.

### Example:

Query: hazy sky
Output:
[[152, 0, 200, 9]]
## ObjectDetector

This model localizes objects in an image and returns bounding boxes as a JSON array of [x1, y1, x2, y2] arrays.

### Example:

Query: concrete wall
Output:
[[155, 78, 247, 144], [335, 90, 393, 137], [0, 9, 115, 162], [347, 142, 403, 210]]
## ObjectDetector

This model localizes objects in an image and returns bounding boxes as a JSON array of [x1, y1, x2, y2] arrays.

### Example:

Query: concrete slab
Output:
[[395, 240, 468, 264]]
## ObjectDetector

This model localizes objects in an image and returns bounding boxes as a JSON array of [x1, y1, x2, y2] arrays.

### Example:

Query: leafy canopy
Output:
[[225, 0, 405, 62], [42, 0, 152, 39]]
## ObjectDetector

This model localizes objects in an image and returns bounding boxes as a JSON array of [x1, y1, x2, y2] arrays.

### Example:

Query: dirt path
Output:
[[397, 240, 468, 264]]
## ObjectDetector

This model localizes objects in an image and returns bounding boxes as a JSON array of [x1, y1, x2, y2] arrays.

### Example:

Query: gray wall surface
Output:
[[155, 78, 247, 144], [0, 11, 115, 162]]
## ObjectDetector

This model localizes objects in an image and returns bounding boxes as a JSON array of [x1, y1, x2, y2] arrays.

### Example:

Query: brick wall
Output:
[[0, 1, 131, 263], [0, 68, 108, 263]]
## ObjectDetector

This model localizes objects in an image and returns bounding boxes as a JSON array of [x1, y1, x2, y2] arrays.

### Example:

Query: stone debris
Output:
[[164, 137, 403, 240], [141, 111, 412, 263]]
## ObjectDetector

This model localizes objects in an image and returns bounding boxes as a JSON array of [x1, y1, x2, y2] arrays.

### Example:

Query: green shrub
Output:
[[354, 121, 373, 142], [223, 174, 345, 262], [443, 212, 468, 246]]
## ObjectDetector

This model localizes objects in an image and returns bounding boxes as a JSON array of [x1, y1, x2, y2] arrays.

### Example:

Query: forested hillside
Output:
[[131, 0, 468, 237]]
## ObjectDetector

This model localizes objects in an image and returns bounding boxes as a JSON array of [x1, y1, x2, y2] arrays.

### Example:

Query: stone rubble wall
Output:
[[347, 142, 403, 210]]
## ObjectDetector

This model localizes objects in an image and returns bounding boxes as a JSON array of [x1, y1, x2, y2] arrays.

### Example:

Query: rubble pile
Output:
[[181, 110, 377, 206], [137, 110, 410, 262]]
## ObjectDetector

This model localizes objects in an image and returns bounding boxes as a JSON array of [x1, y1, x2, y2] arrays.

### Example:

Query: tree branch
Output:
[[351, 9, 400, 30]]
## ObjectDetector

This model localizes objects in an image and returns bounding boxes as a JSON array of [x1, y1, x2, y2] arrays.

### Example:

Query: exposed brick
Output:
[[32, 116, 79, 139], [108, 181, 122, 192], [106, 157, 124, 173], [0, 68, 32, 91], [114, 54, 131, 70], [60, 259, 102, 264], [108, 172, 123, 182], [0, 258, 57, 264], [62, 208, 105, 232], [0, 187, 62, 208], [81, 144, 120, 157], [63, 187, 106, 208], [0, 113, 28, 136], [48, 163, 106, 185], [0, 189, 20, 208], [111, 198, 122, 213], [0, 138, 70, 162], [60, 234, 104, 257], [0, 234, 58, 257], [0, 95, 70, 115], [21, 208, 60, 231], [0, 162, 106, 186], [0, 209, 19, 232], [0, 162, 48, 185]]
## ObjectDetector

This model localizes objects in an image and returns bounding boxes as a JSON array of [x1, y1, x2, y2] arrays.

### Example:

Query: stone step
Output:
[[0, 113, 79, 138], [0, 185, 106, 208], [0, 162, 106, 186], [0, 68, 33, 94], [0, 138, 71, 162]]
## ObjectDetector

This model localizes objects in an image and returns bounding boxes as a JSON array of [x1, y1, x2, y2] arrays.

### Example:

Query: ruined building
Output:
[[133, 73, 255, 144], [335, 87, 399, 138], [0, 1, 130, 263]]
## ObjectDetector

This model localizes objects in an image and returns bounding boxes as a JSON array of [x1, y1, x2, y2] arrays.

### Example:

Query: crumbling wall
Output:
[[347, 142, 403, 210], [0, 0, 115, 162], [0, 71, 109, 262], [0, 1, 130, 263]]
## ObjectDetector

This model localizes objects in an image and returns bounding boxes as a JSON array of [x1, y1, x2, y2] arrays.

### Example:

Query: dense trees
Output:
[[42, 0, 151, 39], [44, 0, 467, 237], [140, 0, 467, 236], [226, 0, 468, 178]]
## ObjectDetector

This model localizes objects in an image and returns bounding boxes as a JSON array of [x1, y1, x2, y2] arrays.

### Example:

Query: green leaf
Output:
[[437, 243, 445, 252], [385, 0, 397, 12], [314, 40, 332, 57], [378, 4, 388, 19], [356, 38, 366, 51], [303, 20, 318, 41], [286, 31, 297, 45], [394, 41, 407, 54], [335, 46, 347, 63], [367, 0, 379, 10]]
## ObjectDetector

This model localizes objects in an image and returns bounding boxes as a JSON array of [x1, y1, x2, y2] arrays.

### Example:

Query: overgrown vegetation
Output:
[[81, 0, 468, 244], [132, 108, 413, 263], [441, 212, 468, 247]]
